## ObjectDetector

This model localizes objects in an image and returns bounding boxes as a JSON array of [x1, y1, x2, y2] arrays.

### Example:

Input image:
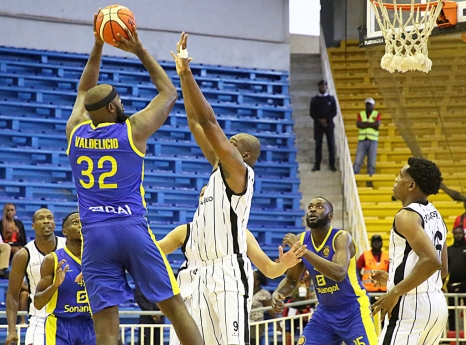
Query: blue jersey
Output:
[[67, 119, 147, 225], [46, 248, 90, 320], [300, 227, 369, 309]]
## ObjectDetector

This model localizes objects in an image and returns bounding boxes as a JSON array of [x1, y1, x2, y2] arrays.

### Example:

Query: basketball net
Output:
[[370, 0, 444, 73]]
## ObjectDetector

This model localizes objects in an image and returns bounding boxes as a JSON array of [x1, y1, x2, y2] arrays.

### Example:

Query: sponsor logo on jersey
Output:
[[322, 246, 330, 257], [316, 284, 340, 294], [88, 204, 133, 214], [297, 335, 306, 344]]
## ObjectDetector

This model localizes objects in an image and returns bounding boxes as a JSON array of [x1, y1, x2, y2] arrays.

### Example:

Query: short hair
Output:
[[62, 212, 79, 229], [318, 80, 327, 86], [406, 157, 443, 196], [314, 196, 334, 213]]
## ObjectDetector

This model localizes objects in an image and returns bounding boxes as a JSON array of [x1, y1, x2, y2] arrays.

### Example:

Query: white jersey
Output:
[[191, 164, 254, 261], [25, 236, 66, 317], [177, 223, 200, 301], [387, 201, 447, 294]]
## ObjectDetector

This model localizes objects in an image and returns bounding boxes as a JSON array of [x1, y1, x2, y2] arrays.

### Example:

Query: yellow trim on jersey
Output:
[[146, 222, 180, 295], [126, 119, 144, 157], [46, 252, 59, 315], [45, 314, 58, 345], [348, 256, 378, 344], [140, 161, 147, 209], [299, 232, 306, 245], [312, 226, 333, 252], [64, 246, 82, 265], [66, 120, 92, 155]]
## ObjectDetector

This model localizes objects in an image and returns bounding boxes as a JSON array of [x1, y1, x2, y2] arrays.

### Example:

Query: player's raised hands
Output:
[[170, 31, 193, 75], [53, 259, 69, 288], [93, 9, 105, 46], [282, 233, 300, 248], [114, 25, 144, 54], [278, 242, 307, 268]]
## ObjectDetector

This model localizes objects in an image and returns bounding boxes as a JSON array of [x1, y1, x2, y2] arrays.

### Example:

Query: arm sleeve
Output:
[[376, 113, 382, 121], [310, 98, 316, 119], [330, 96, 337, 118], [453, 215, 461, 229]]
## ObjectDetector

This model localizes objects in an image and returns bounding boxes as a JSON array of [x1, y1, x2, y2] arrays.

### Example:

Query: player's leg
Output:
[[297, 308, 341, 345], [339, 303, 378, 345], [92, 307, 119, 345], [418, 291, 448, 345], [157, 294, 204, 345]]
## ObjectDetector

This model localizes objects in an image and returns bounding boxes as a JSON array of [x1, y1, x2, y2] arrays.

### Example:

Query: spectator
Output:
[[353, 98, 381, 188], [0, 203, 27, 258], [250, 270, 281, 345], [356, 235, 389, 303], [439, 183, 466, 234], [447, 226, 466, 331], [452, 201, 466, 235], [309, 80, 337, 172], [134, 284, 164, 345], [0, 232, 11, 279]]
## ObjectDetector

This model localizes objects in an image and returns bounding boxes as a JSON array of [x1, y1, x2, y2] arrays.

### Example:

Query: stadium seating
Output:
[[0, 46, 302, 274]]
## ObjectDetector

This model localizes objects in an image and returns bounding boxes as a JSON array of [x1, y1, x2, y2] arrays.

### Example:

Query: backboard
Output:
[[360, 0, 466, 47]]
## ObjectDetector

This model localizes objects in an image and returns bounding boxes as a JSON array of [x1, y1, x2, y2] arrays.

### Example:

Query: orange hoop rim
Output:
[[369, 0, 444, 11]]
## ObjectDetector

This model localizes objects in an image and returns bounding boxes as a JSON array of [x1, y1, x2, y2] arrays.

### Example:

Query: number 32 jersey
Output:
[[67, 119, 147, 225], [387, 201, 447, 293]]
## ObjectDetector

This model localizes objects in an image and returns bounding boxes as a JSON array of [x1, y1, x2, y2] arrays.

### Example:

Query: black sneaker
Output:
[[366, 181, 374, 188], [312, 165, 320, 172], [330, 166, 337, 172]]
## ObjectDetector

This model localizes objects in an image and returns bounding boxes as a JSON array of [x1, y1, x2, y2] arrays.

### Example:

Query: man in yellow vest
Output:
[[356, 235, 389, 302], [353, 98, 381, 187]]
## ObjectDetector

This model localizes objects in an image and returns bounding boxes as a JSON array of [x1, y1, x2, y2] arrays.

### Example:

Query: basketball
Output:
[[95, 5, 136, 46]]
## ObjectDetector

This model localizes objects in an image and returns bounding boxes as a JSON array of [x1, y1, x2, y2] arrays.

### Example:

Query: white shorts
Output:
[[25, 315, 46, 345], [379, 290, 447, 345], [190, 254, 253, 345]]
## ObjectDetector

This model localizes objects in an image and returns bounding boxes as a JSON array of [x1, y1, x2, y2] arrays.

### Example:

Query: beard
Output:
[[116, 107, 130, 123], [306, 214, 330, 228]]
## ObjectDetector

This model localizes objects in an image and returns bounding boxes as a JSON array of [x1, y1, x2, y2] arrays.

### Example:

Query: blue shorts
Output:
[[298, 300, 378, 345], [45, 315, 95, 345], [81, 216, 179, 314]]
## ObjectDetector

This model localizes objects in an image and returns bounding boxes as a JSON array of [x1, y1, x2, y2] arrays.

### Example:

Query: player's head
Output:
[[453, 226, 465, 244], [306, 197, 333, 229], [229, 133, 261, 167], [84, 84, 129, 125], [253, 269, 268, 287], [318, 80, 327, 94], [32, 208, 56, 238], [61, 212, 82, 240], [393, 157, 443, 201], [2, 203, 16, 221]]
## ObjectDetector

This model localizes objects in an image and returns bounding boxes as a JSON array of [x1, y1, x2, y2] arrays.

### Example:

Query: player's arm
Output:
[[34, 255, 69, 310], [66, 11, 104, 141], [5, 248, 28, 345], [440, 183, 466, 202], [174, 33, 246, 192], [157, 224, 188, 255], [246, 230, 306, 279], [284, 232, 353, 282], [115, 27, 177, 153], [271, 262, 305, 313]]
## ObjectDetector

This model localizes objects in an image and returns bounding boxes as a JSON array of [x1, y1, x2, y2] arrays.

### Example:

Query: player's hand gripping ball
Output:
[[95, 5, 136, 46]]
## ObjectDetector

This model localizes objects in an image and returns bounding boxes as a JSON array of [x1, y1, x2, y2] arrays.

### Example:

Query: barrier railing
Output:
[[319, 30, 370, 254], [2, 294, 465, 344]]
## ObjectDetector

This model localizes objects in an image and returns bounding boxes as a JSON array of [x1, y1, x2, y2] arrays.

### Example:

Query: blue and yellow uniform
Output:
[[299, 227, 378, 345], [45, 248, 95, 345], [67, 119, 179, 313]]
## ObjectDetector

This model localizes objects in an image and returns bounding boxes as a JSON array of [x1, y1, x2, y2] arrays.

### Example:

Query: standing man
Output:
[[309, 80, 337, 172], [171, 32, 261, 345], [65, 14, 203, 345], [5, 209, 66, 345], [34, 212, 95, 345], [357, 234, 389, 301], [353, 98, 381, 187], [271, 197, 378, 345], [446, 226, 466, 331], [371, 157, 448, 345]]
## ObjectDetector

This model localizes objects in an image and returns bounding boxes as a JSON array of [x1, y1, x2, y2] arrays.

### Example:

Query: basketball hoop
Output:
[[370, 0, 456, 73]]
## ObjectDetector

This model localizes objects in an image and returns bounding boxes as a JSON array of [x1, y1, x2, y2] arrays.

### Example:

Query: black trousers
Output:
[[314, 122, 335, 167]]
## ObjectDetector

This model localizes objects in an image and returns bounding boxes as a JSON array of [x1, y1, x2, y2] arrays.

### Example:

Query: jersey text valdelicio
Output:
[[75, 136, 119, 150]]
